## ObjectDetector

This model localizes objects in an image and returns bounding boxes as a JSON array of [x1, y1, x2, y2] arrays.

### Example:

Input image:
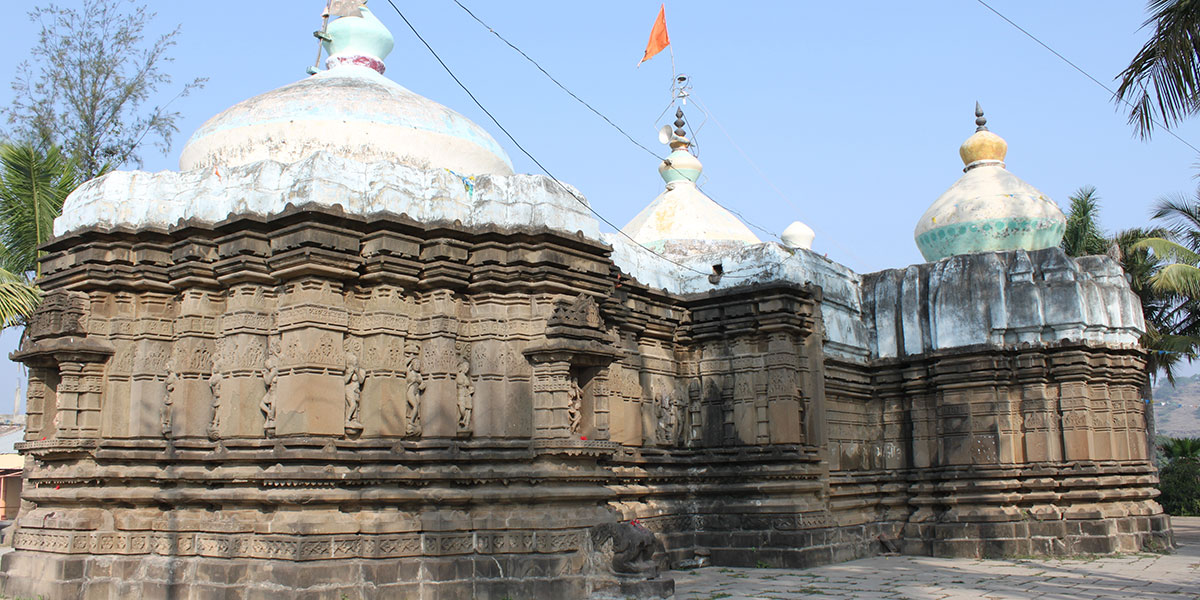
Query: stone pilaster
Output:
[[170, 290, 221, 438], [275, 278, 347, 437]]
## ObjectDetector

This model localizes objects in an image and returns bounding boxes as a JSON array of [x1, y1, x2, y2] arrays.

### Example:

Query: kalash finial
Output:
[[659, 107, 702, 184], [958, 102, 1007, 170], [312, 1, 394, 75]]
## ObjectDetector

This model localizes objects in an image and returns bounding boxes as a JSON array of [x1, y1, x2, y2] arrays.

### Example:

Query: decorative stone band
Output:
[[963, 159, 1005, 172], [12, 528, 587, 559], [915, 216, 1066, 263], [326, 54, 386, 74]]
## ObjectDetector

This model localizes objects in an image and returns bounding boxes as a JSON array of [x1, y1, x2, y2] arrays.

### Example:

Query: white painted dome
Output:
[[621, 109, 759, 258], [179, 8, 513, 177], [622, 180, 761, 257], [914, 106, 1064, 262], [782, 221, 815, 250]]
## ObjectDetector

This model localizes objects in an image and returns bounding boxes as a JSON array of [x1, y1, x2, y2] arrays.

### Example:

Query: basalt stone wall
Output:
[[0, 204, 1172, 599], [1, 205, 675, 600]]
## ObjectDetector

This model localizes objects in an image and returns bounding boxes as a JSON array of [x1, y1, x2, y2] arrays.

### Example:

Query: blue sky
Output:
[[3, 0, 1200, 397]]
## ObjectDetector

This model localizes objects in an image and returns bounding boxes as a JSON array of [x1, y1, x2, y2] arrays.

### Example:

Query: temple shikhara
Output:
[[0, 6, 1173, 600]]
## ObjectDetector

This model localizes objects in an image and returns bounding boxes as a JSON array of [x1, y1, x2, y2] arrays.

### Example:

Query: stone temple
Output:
[[0, 7, 1173, 600]]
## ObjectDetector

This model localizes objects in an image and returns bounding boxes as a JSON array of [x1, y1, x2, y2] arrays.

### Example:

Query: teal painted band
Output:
[[662, 168, 701, 183], [916, 217, 1065, 262]]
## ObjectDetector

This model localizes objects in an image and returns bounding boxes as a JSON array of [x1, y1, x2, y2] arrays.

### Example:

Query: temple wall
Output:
[[0, 202, 1172, 599]]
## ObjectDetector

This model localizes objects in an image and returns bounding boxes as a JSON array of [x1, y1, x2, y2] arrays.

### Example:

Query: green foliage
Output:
[[1160, 435, 1200, 459], [1061, 186, 1109, 257], [1115, 0, 1200, 138], [5, 0, 205, 179], [1118, 193, 1200, 383], [0, 141, 76, 327], [0, 142, 77, 277], [1157, 457, 1200, 515]]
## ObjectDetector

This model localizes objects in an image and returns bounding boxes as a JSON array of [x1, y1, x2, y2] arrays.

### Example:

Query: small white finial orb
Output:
[[782, 221, 815, 250]]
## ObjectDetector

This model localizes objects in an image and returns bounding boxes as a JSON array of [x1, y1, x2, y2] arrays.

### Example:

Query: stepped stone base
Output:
[[0, 551, 673, 600]]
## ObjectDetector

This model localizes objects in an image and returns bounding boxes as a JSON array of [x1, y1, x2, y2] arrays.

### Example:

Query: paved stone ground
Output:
[[671, 517, 1200, 600]]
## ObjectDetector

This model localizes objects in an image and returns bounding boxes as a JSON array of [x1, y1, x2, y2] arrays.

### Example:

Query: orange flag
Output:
[[638, 5, 670, 67]]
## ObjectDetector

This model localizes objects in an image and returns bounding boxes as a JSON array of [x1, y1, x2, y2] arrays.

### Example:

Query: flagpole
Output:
[[669, 44, 677, 84]]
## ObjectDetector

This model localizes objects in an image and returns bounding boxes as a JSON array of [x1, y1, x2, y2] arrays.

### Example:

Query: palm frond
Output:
[[0, 142, 78, 278], [1151, 192, 1200, 248], [1114, 0, 1200, 139], [0, 267, 41, 328], [1151, 262, 1200, 296], [1134, 236, 1200, 265]]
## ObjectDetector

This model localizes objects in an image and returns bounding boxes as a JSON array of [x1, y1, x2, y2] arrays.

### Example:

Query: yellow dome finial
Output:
[[958, 102, 1008, 171]]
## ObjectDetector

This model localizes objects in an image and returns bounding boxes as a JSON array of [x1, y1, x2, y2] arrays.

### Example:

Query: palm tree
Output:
[[1160, 436, 1200, 461], [1061, 186, 1109, 257], [1133, 194, 1200, 297], [1115, 0, 1200, 138], [0, 141, 79, 326], [1115, 227, 1200, 385]]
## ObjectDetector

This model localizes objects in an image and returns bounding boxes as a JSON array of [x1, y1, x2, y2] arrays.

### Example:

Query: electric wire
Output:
[[688, 95, 869, 265], [975, 0, 1200, 155], [382, 0, 711, 277], [443, 0, 816, 273], [450, 0, 665, 161]]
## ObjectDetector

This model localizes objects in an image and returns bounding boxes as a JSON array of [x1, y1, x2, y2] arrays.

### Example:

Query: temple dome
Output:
[[179, 8, 513, 176], [914, 104, 1064, 262], [621, 110, 759, 258]]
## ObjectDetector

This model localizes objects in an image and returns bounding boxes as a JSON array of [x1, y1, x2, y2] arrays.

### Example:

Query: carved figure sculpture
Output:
[[261, 355, 278, 436], [344, 352, 365, 435], [404, 354, 425, 437], [162, 372, 176, 437], [656, 390, 679, 446], [590, 521, 664, 578], [207, 370, 222, 440], [687, 378, 702, 444], [567, 375, 583, 435], [455, 357, 474, 432]]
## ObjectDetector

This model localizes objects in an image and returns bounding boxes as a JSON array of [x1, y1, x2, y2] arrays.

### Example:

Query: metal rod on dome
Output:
[[309, 0, 334, 75]]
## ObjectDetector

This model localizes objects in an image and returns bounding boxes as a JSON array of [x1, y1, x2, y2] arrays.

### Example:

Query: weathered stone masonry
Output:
[[0, 205, 1171, 599]]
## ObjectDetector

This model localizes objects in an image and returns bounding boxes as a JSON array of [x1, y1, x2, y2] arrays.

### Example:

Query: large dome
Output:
[[179, 8, 513, 176], [914, 106, 1064, 262]]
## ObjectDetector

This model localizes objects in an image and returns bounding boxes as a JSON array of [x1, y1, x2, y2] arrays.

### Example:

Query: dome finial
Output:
[[669, 107, 691, 150], [659, 106, 701, 184], [975, 101, 988, 131], [322, 5, 395, 75], [958, 102, 1007, 170]]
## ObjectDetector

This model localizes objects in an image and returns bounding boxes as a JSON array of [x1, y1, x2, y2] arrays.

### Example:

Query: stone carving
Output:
[[591, 521, 664, 578], [404, 344, 425, 438], [567, 375, 583, 435], [549, 293, 604, 329], [162, 372, 176, 437], [344, 352, 365, 436], [455, 354, 474, 434], [655, 388, 680, 446], [687, 378, 702, 443], [261, 353, 278, 437], [207, 370, 222, 440]]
